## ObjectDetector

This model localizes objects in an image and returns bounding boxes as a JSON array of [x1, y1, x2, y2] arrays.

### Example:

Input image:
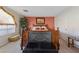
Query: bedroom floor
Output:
[[0, 40, 22, 53], [0, 39, 79, 53], [59, 39, 79, 53]]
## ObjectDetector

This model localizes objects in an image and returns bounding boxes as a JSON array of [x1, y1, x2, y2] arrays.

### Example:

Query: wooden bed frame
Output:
[[21, 26, 60, 50]]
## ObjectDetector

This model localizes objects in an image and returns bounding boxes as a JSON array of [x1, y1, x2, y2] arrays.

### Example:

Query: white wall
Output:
[[55, 7, 79, 48], [0, 7, 22, 47]]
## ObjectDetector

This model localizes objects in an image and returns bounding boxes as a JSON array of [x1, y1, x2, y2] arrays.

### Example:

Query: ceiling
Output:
[[7, 6, 70, 16]]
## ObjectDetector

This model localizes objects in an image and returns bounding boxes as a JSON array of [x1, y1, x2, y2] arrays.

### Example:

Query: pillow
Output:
[[41, 26, 48, 31]]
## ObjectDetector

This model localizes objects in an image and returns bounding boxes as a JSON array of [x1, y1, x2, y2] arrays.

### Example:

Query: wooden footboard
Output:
[[21, 28, 60, 50]]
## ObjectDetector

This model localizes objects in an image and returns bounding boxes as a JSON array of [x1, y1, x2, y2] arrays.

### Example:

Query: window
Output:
[[0, 7, 16, 36]]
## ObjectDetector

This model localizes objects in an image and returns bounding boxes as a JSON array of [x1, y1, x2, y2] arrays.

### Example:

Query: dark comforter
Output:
[[23, 31, 58, 53], [23, 42, 58, 53]]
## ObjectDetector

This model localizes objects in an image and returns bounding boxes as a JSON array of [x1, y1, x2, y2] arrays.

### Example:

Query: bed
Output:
[[21, 25, 60, 53]]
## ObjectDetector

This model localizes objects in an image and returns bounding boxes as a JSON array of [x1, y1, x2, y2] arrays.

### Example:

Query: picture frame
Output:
[[36, 17, 45, 24]]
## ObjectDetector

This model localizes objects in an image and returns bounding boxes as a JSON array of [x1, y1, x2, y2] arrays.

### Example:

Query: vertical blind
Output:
[[0, 8, 15, 36]]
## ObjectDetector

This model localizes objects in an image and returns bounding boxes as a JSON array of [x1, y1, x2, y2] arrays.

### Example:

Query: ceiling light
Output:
[[23, 10, 28, 12]]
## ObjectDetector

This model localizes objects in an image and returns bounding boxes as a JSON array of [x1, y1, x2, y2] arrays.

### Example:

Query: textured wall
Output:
[[55, 7, 79, 48], [25, 16, 55, 30]]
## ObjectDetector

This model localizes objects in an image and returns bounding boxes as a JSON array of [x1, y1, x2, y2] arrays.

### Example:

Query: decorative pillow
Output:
[[31, 25, 48, 31]]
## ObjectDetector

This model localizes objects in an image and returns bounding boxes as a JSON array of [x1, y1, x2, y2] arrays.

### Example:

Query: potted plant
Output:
[[20, 17, 28, 30]]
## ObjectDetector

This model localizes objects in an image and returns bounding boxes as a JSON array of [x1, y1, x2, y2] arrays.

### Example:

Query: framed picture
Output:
[[36, 17, 45, 24]]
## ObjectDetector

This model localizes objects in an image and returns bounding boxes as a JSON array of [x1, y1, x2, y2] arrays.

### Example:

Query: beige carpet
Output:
[[0, 39, 79, 53], [59, 39, 79, 53], [0, 40, 22, 53]]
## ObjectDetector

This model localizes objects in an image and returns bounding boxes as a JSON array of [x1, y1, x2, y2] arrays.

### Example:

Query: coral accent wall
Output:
[[45, 17, 55, 29], [25, 16, 55, 30]]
